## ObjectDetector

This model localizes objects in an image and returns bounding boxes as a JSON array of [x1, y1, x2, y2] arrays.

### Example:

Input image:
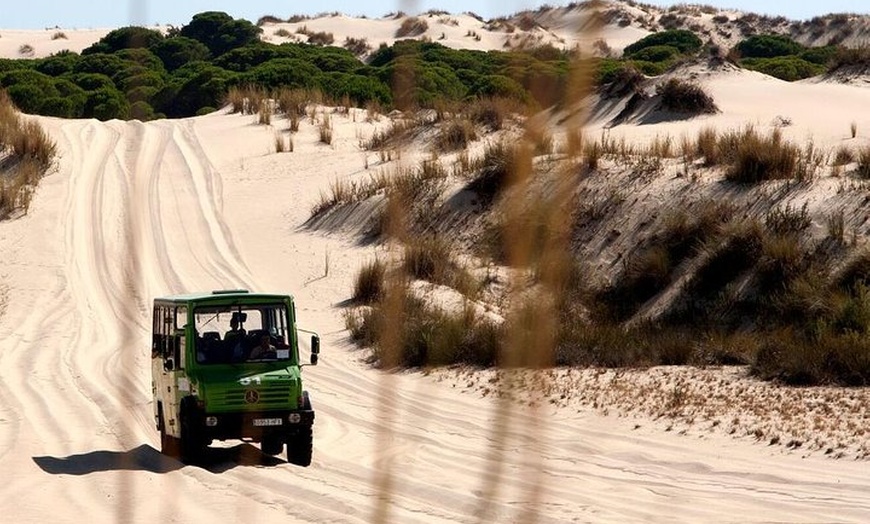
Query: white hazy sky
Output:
[[2, 1, 867, 29]]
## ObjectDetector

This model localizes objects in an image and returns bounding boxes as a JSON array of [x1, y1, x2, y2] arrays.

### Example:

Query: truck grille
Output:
[[223, 384, 291, 408]]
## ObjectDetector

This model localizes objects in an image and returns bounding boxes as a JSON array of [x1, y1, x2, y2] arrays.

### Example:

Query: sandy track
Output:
[[1, 112, 869, 523]]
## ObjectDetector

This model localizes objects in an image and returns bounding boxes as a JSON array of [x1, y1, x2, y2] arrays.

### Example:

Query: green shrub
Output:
[[799, 45, 837, 65], [129, 100, 156, 120], [468, 74, 528, 102], [35, 52, 81, 76], [83, 26, 164, 55], [741, 56, 824, 81], [5, 83, 48, 114], [179, 11, 262, 56], [735, 34, 804, 59], [85, 87, 130, 120], [151, 36, 212, 71], [626, 44, 680, 63], [623, 29, 703, 56], [40, 96, 76, 117]]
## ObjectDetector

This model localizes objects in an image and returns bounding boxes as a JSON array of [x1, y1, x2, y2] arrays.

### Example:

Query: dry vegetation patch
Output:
[[395, 17, 429, 38], [0, 91, 57, 217]]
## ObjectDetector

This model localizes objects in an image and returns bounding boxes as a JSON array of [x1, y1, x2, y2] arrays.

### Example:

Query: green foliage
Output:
[[0, 70, 60, 113], [85, 87, 129, 120], [240, 58, 320, 91], [0, 12, 572, 119], [73, 53, 129, 79], [179, 11, 262, 56], [0, 68, 57, 93], [799, 45, 838, 65], [468, 74, 527, 102], [623, 29, 703, 56], [735, 34, 803, 59], [164, 63, 235, 118], [83, 26, 164, 55], [741, 56, 824, 81], [318, 72, 392, 106], [35, 52, 81, 76], [5, 83, 47, 113], [150, 37, 212, 71], [630, 60, 668, 77], [626, 44, 680, 62], [129, 100, 156, 121], [115, 48, 165, 72], [213, 42, 284, 72]]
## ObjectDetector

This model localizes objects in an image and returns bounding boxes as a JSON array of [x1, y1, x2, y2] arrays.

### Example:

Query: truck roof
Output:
[[154, 290, 293, 304]]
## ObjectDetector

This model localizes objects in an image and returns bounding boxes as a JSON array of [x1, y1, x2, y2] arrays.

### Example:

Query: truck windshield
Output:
[[193, 304, 292, 364]]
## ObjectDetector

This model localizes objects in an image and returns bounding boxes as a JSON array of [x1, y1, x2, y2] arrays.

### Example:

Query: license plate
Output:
[[253, 418, 283, 427]]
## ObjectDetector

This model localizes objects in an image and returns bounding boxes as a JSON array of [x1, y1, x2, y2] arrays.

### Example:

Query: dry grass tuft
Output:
[[435, 118, 476, 152], [657, 78, 718, 115], [0, 90, 57, 217], [319, 113, 333, 145], [395, 17, 429, 38], [724, 128, 799, 183], [856, 146, 870, 179], [353, 258, 387, 304], [463, 140, 531, 206]]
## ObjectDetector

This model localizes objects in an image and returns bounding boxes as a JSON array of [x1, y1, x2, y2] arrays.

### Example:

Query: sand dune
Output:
[[2, 2, 870, 520], [0, 108, 867, 523]]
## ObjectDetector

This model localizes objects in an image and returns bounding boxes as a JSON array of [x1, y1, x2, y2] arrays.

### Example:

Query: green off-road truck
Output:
[[151, 290, 320, 465]]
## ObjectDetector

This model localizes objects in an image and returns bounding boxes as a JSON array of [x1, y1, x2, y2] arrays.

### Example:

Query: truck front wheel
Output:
[[261, 435, 284, 456], [179, 401, 205, 463], [286, 427, 312, 467]]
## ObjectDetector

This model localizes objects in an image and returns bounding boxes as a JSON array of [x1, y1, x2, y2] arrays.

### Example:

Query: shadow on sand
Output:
[[33, 443, 285, 475]]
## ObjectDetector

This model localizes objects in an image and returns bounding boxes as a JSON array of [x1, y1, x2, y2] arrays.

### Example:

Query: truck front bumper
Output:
[[197, 409, 315, 441]]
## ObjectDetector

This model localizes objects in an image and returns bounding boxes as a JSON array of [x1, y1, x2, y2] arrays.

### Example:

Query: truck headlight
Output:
[[288, 413, 301, 423]]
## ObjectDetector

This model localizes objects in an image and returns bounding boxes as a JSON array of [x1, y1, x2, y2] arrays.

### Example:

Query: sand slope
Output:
[[0, 108, 867, 523]]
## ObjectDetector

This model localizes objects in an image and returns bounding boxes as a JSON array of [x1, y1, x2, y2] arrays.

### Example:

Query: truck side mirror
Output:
[[310, 334, 320, 365]]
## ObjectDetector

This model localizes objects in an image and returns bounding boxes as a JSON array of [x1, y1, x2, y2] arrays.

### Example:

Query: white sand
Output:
[[2, 12, 870, 523]]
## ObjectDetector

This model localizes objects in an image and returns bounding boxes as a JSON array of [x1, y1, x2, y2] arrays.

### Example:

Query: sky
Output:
[[1, 0, 868, 30]]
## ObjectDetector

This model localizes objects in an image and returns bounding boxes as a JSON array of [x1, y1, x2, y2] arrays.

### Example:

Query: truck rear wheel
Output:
[[158, 405, 180, 458], [286, 427, 312, 467]]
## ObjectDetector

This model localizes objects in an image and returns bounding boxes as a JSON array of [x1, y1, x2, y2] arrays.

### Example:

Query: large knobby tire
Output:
[[179, 402, 205, 463], [158, 405, 180, 458], [286, 426, 313, 467], [261, 435, 284, 456]]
